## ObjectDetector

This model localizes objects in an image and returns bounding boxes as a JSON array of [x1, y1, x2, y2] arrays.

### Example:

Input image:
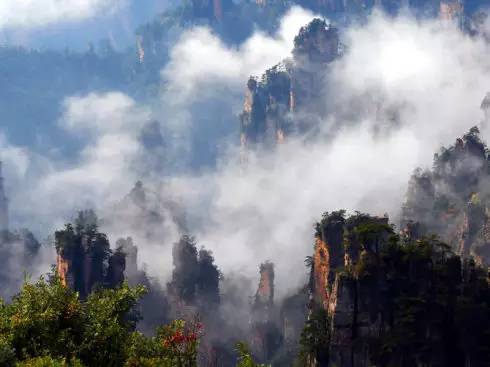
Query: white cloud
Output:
[[0, 133, 31, 180], [61, 92, 149, 134], [0, 0, 123, 30], [150, 10, 490, 295], [161, 6, 317, 103], [156, 5, 318, 166], [8, 92, 149, 232], [330, 12, 490, 148], [3, 8, 490, 297], [163, 124, 420, 295]]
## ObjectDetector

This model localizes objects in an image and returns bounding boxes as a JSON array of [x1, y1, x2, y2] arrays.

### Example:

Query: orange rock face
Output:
[[312, 237, 330, 310], [56, 254, 71, 287], [256, 262, 274, 306]]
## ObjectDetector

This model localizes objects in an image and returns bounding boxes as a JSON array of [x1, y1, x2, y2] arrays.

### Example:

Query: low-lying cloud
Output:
[[2, 8, 490, 296], [0, 0, 123, 30], [161, 6, 317, 103]]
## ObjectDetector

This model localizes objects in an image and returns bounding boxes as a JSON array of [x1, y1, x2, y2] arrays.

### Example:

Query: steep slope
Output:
[[301, 211, 490, 367], [55, 210, 120, 299], [240, 18, 341, 151], [401, 126, 490, 265]]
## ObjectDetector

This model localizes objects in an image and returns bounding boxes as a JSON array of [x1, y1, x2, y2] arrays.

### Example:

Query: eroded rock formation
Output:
[[240, 18, 341, 151], [303, 211, 490, 367], [254, 262, 275, 312], [55, 210, 125, 299], [250, 261, 282, 363], [401, 126, 490, 265], [167, 235, 220, 318]]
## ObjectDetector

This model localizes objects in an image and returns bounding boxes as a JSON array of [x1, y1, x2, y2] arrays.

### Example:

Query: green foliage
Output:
[[296, 309, 330, 366], [235, 343, 269, 367], [316, 210, 346, 236], [79, 285, 146, 366], [0, 277, 201, 367], [354, 222, 393, 242], [54, 211, 113, 299], [294, 18, 329, 52], [125, 320, 201, 367], [0, 276, 83, 362], [303, 208, 490, 366], [369, 237, 490, 366], [15, 356, 84, 367], [169, 235, 220, 312], [171, 235, 199, 304]]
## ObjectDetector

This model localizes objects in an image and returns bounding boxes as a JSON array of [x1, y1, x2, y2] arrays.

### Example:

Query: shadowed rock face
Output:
[[305, 212, 393, 366], [304, 210, 490, 367], [255, 262, 275, 310], [293, 18, 340, 67], [310, 211, 391, 307], [240, 18, 341, 152], [55, 210, 124, 299], [401, 126, 490, 265], [167, 235, 220, 317], [250, 261, 283, 363]]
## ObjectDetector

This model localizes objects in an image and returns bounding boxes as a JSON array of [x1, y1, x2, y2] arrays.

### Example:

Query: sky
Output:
[[0, 0, 168, 50], [1, 3, 490, 295]]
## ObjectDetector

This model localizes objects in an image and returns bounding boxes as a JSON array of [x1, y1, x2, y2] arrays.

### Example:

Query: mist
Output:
[[0, 0, 169, 50], [1, 8, 490, 299], [147, 10, 490, 295]]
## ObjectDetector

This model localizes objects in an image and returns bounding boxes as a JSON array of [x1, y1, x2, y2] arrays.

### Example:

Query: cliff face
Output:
[[303, 211, 490, 367], [401, 126, 490, 265], [250, 261, 282, 363], [255, 262, 275, 311], [55, 210, 125, 299], [240, 19, 341, 151], [302, 212, 392, 367], [167, 235, 220, 318], [311, 237, 330, 310], [310, 212, 390, 309]]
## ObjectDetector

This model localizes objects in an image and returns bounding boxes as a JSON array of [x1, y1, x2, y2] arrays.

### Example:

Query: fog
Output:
[[1, 8, 490, 297]]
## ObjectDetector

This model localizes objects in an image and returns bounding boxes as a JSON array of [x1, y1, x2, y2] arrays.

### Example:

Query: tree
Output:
[[235, 343, 270, 367], [0, 277, 201, 367]]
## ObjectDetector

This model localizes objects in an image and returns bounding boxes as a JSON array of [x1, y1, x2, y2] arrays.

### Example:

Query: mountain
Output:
[[0, 2, 490, 366], [302, 210, 490, 367], [401, 126, 490, 265], [240, 18, 341, 151]]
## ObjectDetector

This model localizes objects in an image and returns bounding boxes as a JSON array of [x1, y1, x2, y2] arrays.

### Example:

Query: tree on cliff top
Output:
[[54, 210, 113, 299], [169, 235, 221, 310]]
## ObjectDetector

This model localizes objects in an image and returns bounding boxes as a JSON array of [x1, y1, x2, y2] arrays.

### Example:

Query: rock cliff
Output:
[[55, 210, 125, 299], [250, 262, 282, 364], [401, 125, 490, 265], [301, 210, 490, 367], [240, 18, 341, 151]]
